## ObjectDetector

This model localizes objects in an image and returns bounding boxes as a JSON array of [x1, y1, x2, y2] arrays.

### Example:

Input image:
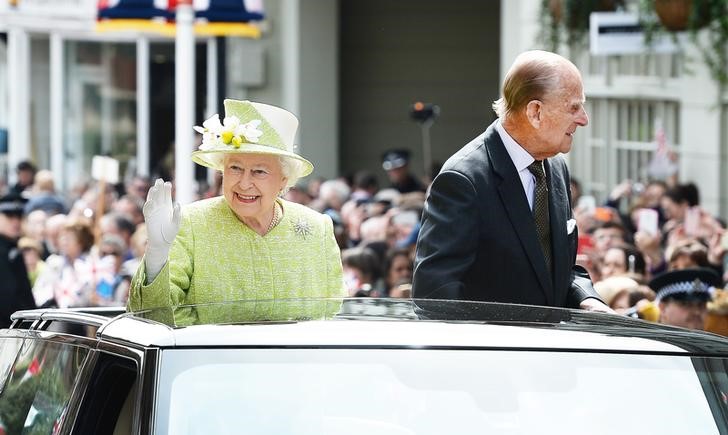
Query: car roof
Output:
[[9, 299, 728, 356], [97, 299, 728, 355]]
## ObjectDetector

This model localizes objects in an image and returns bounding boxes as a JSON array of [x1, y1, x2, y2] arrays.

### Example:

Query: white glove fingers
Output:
[[161, 202, 182, 245], [149, 178, 164, 203], [163, 181, 173, 208]]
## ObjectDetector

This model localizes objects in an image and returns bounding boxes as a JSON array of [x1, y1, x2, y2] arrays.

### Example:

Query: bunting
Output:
[[96, 0, 263, 37]]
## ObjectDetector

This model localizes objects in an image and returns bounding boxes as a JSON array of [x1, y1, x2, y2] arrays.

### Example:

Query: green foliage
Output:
[[539, 0, 627, 51]]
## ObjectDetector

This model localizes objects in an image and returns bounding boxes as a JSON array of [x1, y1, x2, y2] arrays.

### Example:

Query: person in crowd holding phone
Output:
[[127, 99, 346, 326]]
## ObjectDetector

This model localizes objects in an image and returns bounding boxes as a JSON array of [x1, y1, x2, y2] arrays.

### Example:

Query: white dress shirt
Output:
[[495, 120, 537, 210]]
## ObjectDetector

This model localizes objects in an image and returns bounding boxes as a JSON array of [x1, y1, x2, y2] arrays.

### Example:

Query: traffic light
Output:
[[410, 102, 440, 123]]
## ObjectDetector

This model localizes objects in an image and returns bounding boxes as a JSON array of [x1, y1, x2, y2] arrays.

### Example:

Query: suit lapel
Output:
[[545, 159, 569, 304], [485, 127, 554, 304]]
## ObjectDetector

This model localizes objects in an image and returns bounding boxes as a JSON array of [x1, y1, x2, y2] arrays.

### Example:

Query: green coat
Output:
[[127, 197, 346, 326]]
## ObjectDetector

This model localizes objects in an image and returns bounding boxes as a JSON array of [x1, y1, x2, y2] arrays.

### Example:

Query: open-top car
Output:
[[1, 298, 728, 434]]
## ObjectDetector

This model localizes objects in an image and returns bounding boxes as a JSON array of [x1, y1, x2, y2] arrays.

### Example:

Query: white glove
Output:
[[143, 178, 182, 283]]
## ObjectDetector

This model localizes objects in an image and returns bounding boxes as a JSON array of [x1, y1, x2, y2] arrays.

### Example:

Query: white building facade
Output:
[[501, 1, 727, 218]]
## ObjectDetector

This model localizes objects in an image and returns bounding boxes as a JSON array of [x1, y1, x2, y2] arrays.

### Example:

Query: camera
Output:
[[410, 102, 440, 123]]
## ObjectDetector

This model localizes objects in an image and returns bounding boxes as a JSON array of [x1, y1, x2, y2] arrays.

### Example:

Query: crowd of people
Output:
[[571, 178, 728, 332], [2, 149, 726, 332], [0, 160, 149, 328]]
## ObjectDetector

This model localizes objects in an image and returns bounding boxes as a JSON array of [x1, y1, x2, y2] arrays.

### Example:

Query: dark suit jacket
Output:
[[0, 236, 36, 328], [413, 121, 601, 308]]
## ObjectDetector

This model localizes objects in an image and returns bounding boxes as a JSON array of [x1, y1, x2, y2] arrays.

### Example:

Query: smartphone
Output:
[[637, 208, 659, 236], [684, 206, 700, 237]]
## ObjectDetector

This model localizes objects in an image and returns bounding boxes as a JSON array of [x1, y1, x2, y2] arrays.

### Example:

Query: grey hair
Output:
[[318, 179, 351, 207], [492, 50, 566, 120], [278, 156, 305, 188]]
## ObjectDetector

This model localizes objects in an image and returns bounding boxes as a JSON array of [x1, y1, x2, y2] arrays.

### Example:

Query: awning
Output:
[[96, 0, 263, 37]]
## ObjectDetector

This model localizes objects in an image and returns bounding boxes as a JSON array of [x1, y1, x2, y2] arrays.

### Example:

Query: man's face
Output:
[[661, 196, 687, 221], [659, 299, 707, 330], [593, 228, 624, 252], [642, 183, 666, 208], [386, 166, 408, 184], [17, 169, 34, 187], [0, 212, 23, 240], [531, 68, 589, 159], [600, 248, 626, 279]]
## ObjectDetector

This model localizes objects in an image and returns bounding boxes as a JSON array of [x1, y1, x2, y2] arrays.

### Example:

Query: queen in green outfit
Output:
[[127, 99, 346, 325]]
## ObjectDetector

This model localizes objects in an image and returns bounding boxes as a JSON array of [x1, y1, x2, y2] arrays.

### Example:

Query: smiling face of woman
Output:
[[222, 154, 288, 226]]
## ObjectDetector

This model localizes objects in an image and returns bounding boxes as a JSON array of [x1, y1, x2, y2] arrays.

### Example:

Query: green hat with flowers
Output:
[[191, 99, 314, 178]]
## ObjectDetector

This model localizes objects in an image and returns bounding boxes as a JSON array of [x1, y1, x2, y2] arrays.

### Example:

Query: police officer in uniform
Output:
[[0, 193, 36, 328], [381, 149, 426, 194], [648, 267, 721, 331]]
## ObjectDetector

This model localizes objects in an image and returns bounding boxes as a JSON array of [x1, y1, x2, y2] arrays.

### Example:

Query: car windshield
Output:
[[155, 348, 728, 435]]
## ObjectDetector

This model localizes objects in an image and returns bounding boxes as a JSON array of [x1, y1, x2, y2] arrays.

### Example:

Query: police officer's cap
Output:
[[0, 193, 27, 216], [648, 268, 721, 302], [381, 149, 410, 171]]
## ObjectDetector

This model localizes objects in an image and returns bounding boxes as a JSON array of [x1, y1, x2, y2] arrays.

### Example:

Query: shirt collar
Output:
[[495, 119, 535, 172]]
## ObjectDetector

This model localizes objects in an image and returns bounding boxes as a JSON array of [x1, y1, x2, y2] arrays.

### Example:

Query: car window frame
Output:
[[0, 324, 150, 435], [0, 331, 96, 435], [70, 342, 144, 435]]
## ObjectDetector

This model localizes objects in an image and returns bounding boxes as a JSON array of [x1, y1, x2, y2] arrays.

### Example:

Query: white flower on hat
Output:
[[236, 119, 263, 143], [193, 114, 263, 150]]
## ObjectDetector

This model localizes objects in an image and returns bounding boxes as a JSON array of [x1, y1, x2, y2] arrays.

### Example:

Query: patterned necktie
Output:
[[528, 160, 552, 273]]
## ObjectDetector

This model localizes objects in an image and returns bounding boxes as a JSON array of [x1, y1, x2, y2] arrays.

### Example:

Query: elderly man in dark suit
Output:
[[413, 50, 609, 311]]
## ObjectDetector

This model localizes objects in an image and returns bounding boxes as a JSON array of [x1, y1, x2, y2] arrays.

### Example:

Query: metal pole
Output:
[[175, 0, 195, 204], [421, 120, 433, 179], [7, 27, 30, 184], [136, 37, 150, 177], [50, 33, 65, 191], [206, 37, 218, 187], [281, 0, 300, 116]]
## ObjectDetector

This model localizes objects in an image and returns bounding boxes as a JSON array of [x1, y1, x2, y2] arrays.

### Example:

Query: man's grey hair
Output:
[[492, 50, 567, 120]]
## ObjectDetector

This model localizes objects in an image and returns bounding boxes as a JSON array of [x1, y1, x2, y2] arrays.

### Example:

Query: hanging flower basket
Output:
[[653, 0, 710, 31]]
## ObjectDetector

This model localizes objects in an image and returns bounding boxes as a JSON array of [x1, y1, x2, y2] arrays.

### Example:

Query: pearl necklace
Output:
[[265, 202, 282, 235]]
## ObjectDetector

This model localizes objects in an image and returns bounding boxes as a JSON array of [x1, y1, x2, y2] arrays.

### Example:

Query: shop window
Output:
[[63, 41, 137, 192]]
